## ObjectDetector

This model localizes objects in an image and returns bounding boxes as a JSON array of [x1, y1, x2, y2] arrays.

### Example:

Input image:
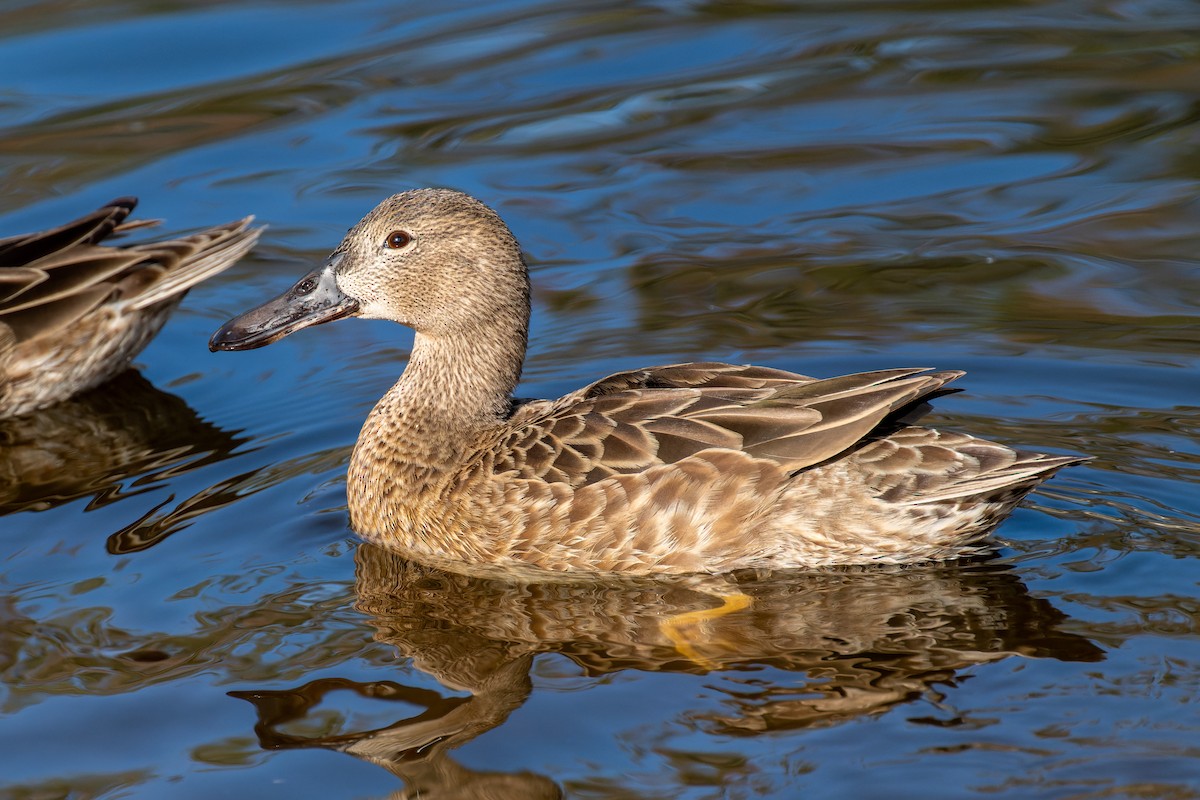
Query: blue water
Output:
[[2, 1, 1200, 797]]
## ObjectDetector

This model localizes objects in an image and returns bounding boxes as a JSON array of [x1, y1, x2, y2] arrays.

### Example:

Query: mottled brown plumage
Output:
[[212, 188, 1084, 574], [1, 197, 261, 418]]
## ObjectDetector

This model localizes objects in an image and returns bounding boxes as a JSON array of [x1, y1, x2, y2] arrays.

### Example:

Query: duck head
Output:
[[209, 189, 530, 352]]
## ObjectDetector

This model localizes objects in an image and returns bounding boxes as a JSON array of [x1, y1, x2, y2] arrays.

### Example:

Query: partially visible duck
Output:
[[211, 189, 1083, 575], [1, 198, 261, 418]]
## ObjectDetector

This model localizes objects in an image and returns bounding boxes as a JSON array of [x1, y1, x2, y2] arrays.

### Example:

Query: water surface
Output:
[[2, 1, 1199, 797]]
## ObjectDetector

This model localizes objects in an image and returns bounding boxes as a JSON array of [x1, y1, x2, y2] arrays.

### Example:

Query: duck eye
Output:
[[385, 230, 412, 249], [295, 277, 316, 295]]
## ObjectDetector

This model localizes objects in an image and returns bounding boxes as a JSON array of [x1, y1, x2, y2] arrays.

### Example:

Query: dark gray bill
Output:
[[209, 264, 358, 352]]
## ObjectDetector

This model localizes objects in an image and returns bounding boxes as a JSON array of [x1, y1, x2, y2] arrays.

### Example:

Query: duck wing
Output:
[[495, 363, 963, 487], [1, 198, 259, 348]]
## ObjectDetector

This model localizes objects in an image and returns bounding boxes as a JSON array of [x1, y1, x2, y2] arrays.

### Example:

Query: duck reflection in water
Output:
[[232, 544, 1103, 799], [0, 370, 243, 544]]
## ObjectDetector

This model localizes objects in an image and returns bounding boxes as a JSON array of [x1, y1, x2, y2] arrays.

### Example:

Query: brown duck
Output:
[[211, 189, 1083, 574], [1, 198, 260, 418]]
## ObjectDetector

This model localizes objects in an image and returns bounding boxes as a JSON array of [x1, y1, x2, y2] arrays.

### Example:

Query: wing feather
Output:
[[1, 200, 262, 345], [863, 427, 1087, 504], [494, 363, 964, 487]]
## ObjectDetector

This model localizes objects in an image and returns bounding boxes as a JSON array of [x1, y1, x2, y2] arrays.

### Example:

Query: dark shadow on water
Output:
[[0, 369, 245, 519], [232, 544, 1103, 798]]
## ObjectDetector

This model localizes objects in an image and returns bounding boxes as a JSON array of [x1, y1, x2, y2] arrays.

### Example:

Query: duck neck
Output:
[[394, 323, 527, 427], [355, 312, 529, 471], [345, 319, 526, 539]]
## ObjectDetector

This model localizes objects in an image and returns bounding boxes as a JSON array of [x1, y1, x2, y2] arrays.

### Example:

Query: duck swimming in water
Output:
[[2, 198, 260, 418], [211, 189, 1082, 575]]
